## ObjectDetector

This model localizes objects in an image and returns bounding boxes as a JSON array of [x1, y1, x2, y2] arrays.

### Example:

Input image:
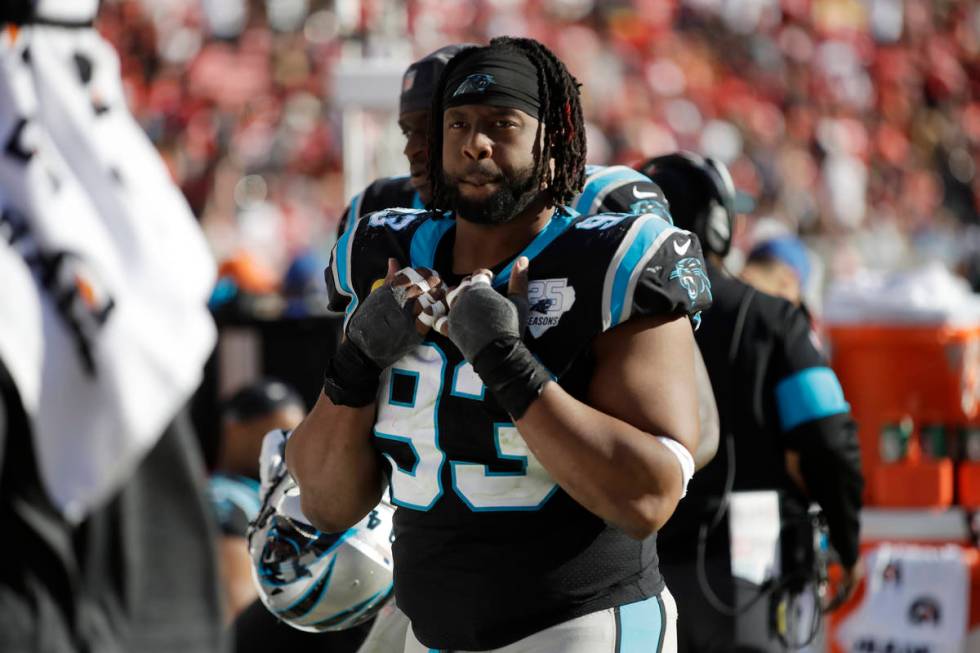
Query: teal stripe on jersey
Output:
[[619, 594, 666, 653], [346, 192, 363, 234], [574, 165, 650, 214], [334, 219, 358, 318], [775, 366, 850, 431], [410, 218, 455, 269], [412, 191, 424, 209], [610, 217, 672, 326], [492, 208, 578, 289]]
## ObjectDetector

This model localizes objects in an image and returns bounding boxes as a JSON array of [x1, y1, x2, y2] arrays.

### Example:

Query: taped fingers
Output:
[[415, 287, 449, 333], [434, 315, 449, 337], [397, 267, 432, 295], [446, 269, 493, 308]]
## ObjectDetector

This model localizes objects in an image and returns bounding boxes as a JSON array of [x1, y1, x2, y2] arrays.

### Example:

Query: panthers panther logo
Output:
[[453, 73, 495, 97], [669, 256, 712, 303]]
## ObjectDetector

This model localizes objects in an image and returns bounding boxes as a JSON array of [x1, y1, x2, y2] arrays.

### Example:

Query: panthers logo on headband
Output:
[[670, 257, 712, 303], [454, 73, 495, 96]]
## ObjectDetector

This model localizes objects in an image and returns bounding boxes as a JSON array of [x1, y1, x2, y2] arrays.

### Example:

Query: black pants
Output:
[[661, 557, 735, 653], [0, 362, 227, 653]]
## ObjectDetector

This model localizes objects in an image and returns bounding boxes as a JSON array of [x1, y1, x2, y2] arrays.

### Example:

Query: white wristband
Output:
[[655, 436, 695, 498]]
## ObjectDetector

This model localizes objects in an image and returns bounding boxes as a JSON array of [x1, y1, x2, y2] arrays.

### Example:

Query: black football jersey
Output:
[[325, 208, 711, 650], [572, 164, 671, 220], [336, 175, 422, 238]]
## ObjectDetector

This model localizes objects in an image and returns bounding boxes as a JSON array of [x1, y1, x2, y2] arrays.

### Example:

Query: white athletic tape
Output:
[[655, 436, 695, 498], [446, 283, 465, 307], [418, 293, 435, 310], [434, 316, 449, 335], [470, 272, 493, 287], [428, 299, 447, 319], [418, 311, 435, 327], [399, 267, 431, 294], [446, 272, 493, 307]]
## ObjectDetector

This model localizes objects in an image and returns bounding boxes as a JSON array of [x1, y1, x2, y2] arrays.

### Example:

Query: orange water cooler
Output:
[[826, 324, 980, 507], [825, 323, 980, 652]]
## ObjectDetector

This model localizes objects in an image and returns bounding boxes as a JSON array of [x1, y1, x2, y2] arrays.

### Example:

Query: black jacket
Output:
[[659, 263, 863, 568]]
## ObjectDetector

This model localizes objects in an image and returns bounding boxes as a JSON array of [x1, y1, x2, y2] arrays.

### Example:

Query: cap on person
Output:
[[747, 235, 812, 288], [222, 378, 305, 423], [399, 43, 478, 116]]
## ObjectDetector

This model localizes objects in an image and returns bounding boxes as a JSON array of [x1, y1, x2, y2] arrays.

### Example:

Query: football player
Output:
[[337, 44, 718, 470], [288, 37, 712, 652], [338, 47, 678, 236]]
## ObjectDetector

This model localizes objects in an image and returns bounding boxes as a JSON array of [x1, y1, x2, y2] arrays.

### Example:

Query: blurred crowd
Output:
[[95, 0, 980, 314]]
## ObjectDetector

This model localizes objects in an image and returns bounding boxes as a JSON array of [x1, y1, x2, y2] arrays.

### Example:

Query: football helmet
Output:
[[639, 152, 739, 258], [248, 430, 395, 632]]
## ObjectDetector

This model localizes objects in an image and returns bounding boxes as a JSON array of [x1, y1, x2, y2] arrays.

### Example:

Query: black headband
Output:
[[442, 48, 541, 118]]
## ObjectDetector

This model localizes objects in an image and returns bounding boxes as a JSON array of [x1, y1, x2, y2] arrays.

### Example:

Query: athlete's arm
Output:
[[772, 304, 863, 601], [516, 314, 699, 540], [286, 393, 384, 533], [289, 260, 447, 533], [693, 346, 719, 470]]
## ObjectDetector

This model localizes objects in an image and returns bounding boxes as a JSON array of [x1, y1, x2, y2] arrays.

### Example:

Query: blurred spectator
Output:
[[741, 234, 813, 306], [209, 378, 306, 621], [94, 0, 979, 294]]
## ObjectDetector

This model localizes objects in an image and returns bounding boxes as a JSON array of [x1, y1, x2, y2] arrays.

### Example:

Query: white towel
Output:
[[0, 22, 216, 523]]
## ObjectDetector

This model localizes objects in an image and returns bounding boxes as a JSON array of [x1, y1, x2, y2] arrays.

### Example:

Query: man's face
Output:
[[399, 110, 431, 204], [440, 104, 541, 225]]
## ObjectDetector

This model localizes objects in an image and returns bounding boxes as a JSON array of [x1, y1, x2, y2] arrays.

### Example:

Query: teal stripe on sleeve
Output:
[[345, 192, 363, 235], [609, 217, 672, 326], [335, 228, 354, 297], [775, 366, 850, 431], [619, 594, 665, 653], [575, 166, 649, 214]]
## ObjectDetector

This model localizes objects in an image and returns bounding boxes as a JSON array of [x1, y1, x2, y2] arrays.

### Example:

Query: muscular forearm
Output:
[[286, 391, 385, 533], [693, 346, 719, 470], [517, 382, 685, 540]]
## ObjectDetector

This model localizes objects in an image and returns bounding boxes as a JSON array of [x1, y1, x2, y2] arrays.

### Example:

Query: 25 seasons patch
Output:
[[526, 278, 576, 338]]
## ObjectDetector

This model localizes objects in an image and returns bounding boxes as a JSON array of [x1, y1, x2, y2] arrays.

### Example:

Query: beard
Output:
[[441, 162, 539, 225]]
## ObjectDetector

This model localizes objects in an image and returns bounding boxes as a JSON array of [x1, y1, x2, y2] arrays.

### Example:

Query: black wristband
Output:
[[472, 337, 551, 420], [322, 339, 382, 407]]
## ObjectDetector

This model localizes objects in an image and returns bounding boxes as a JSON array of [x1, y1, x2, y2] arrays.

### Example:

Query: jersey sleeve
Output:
[[324, 209, 423, 325], [767, 302, 863, 566], [574, 165, 673, 223], [770, 305, 850, 433], [324, 219, 358, 315], [335, 192, 362, 241], [602, 214, 712, 330]]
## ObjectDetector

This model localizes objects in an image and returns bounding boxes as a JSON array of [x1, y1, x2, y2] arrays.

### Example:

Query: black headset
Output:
[[639, 152, 737, 258]]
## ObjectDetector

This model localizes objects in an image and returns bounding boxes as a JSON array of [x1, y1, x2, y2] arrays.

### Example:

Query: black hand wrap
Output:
[[471, 337, 550, 420], [322, 281, 426, 407], [322, 338, 383, 407], [446, 275, 549, 419]]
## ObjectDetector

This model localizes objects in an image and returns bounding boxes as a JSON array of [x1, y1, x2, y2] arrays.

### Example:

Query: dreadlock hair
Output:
[[427, 37, 587, 214]]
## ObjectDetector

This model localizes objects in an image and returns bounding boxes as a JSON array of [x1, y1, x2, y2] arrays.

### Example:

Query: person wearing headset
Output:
[[639, 153, 864, 653]]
